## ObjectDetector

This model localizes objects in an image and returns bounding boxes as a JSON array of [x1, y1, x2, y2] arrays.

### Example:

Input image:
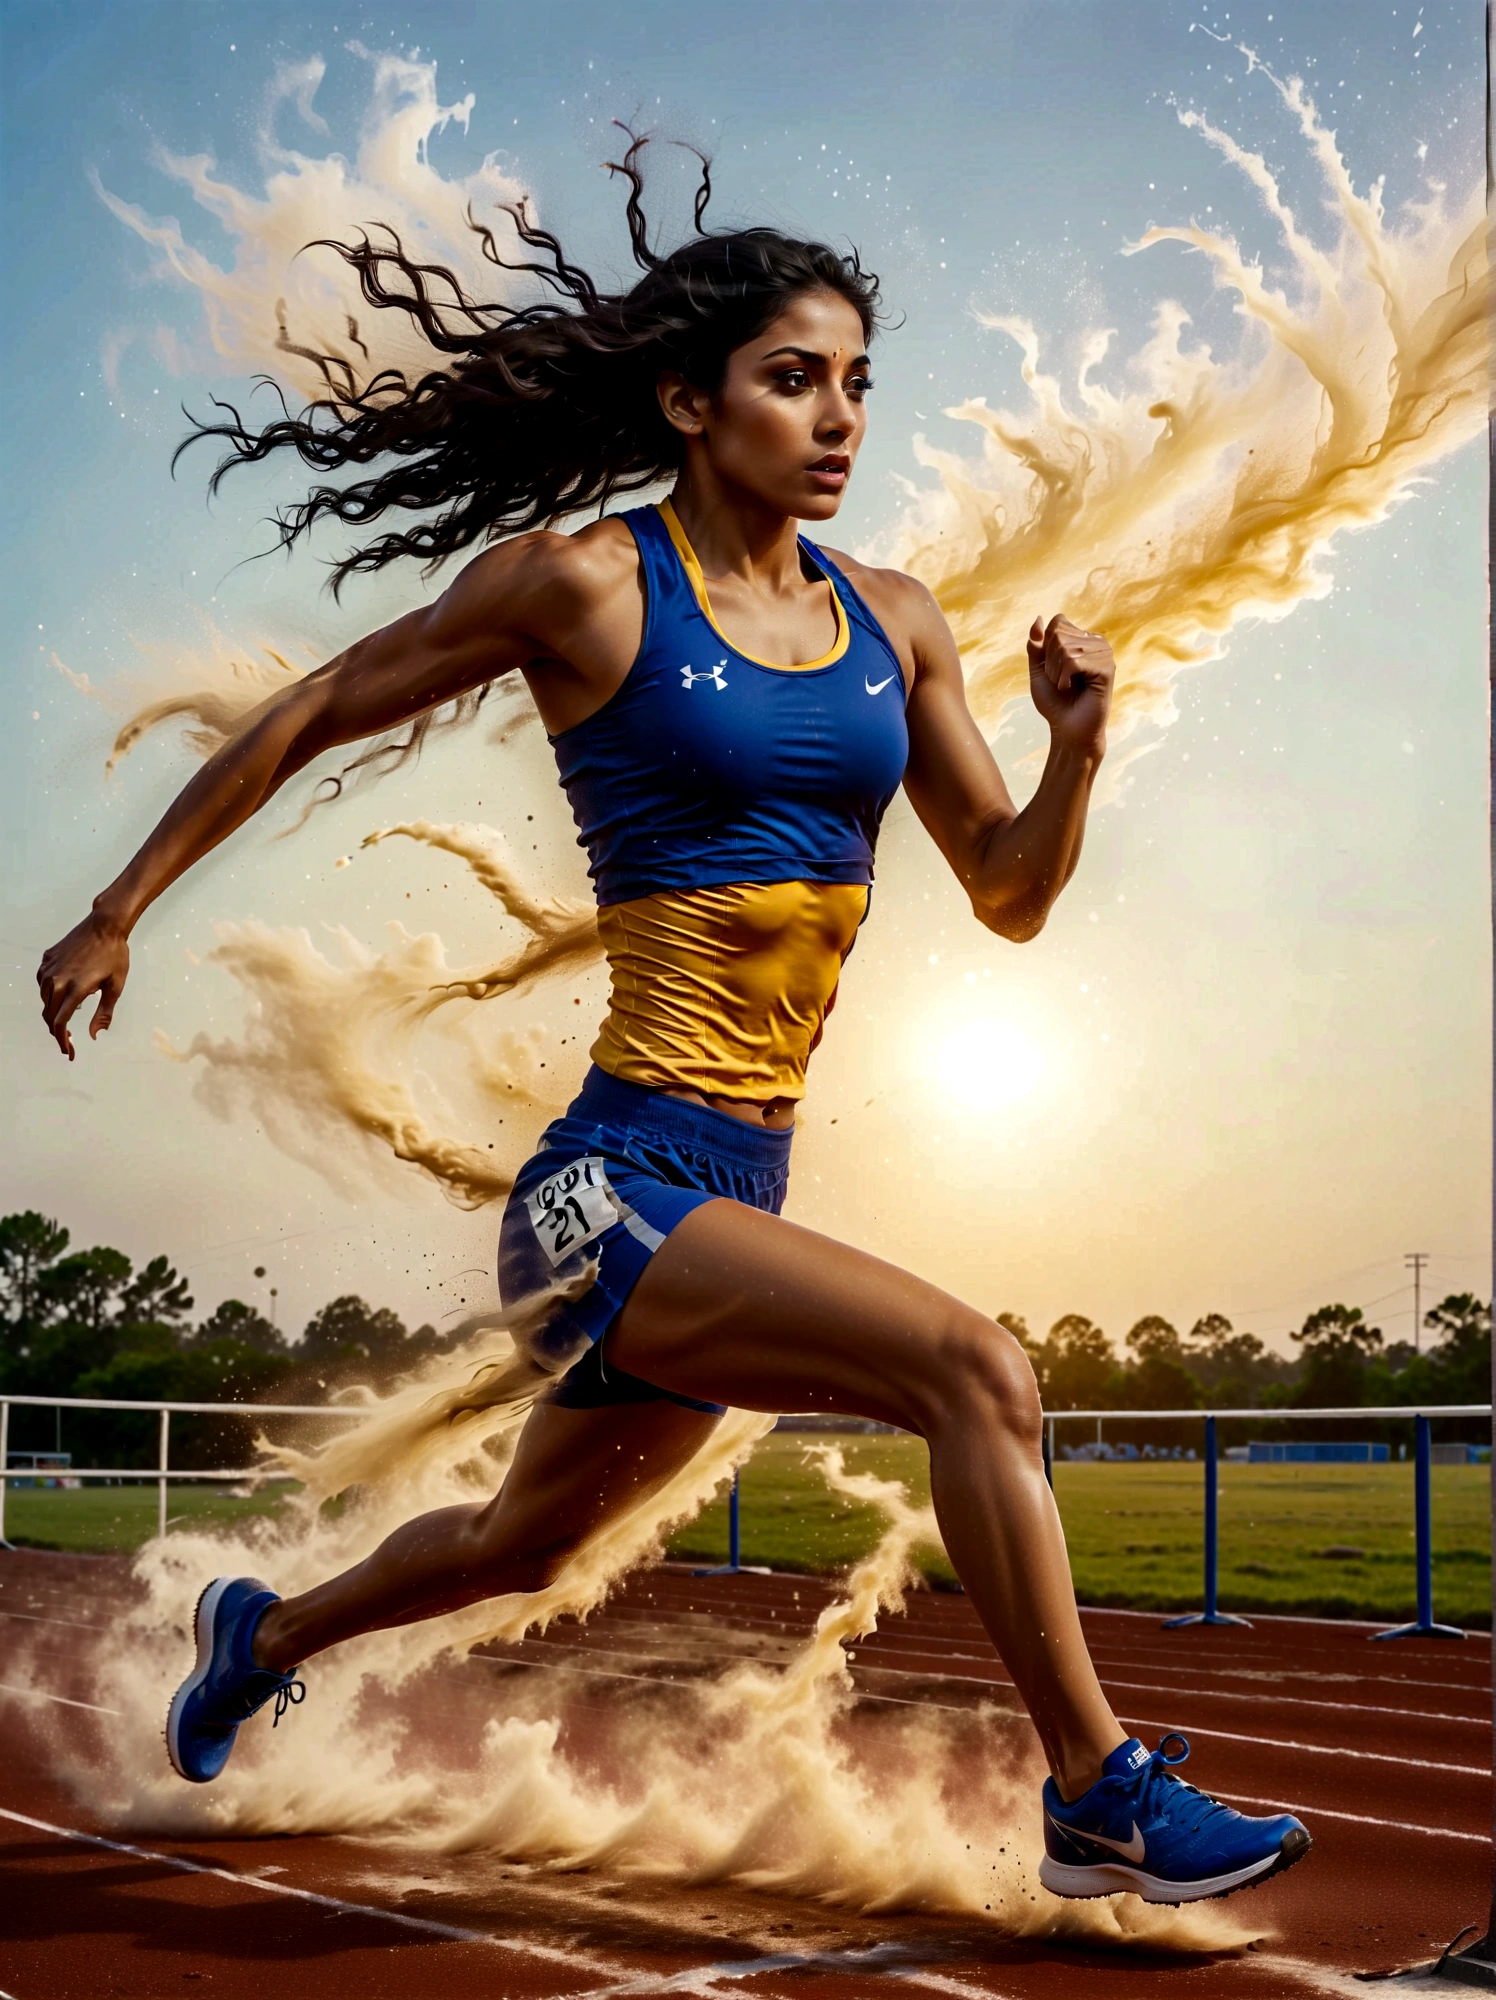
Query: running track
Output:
[[1, 1549, 1490, 1997]]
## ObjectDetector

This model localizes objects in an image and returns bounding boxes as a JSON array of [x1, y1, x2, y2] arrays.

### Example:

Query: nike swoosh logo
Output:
[[865, 674, 897, 695], [1048, 1816, 1146, 1864]]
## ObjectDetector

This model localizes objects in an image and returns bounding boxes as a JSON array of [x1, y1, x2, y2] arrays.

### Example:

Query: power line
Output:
[[1221, 1256, 1448, 1322]]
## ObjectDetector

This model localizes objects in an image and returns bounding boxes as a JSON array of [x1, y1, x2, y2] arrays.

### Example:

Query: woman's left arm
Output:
[[897, 581, 1115, 942]]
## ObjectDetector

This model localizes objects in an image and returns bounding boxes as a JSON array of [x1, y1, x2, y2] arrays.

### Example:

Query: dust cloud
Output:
[[157, 819, 599, 1206], [40, 36, 1479, 1950], [53, 630, 310, 776], [93, 48, 533, 409], [25, 1419, 1255, 1954], [888, 51, 1486, 782]]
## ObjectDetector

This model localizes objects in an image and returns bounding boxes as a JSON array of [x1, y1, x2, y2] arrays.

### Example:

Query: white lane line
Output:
[[855, 1652, 1489, 1727], [1117, 1716, 1486, 1776], [0, 1610, 109, 1632], [478, 1655, 698, 1693], [0, 1806, 634, 1979], [881, 1978, 1020, 1998], [497, 1651, 1487, 1784], [1, 1799, 1017, 2000], [1220, 1793, 1486, 1845], [0, 1804, 931, 1995], [1086, 1649, 1491, 1701], [0, 1683, 121, 1716], [521, 1626, 1492, 1730], [485, 1652, 1024, 1726], [1098, 1677, 1488, 1729], [0, 1806, 489, 1940], [510, 1639, 1489, 1746], [580, 1943, 998, 1998], [875, 1638, 1493, 1712]]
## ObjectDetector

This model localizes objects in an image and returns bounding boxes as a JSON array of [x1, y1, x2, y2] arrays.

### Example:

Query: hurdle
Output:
[[1162, 1414, 1251, 1629], [693, 1468, 770, 1577], [1372, 1413, 1468, 1641], [1043, 1402, 1490, 1637]]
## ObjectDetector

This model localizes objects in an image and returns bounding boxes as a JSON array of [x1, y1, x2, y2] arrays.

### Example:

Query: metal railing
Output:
[[0, 1393, 372, 1546], [1042, 1403, 1491, 1640], [2, 1393, 1489, 1639]]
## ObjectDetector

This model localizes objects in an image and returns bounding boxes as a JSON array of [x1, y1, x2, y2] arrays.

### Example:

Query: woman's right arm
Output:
[[37, 531, 590, 1058]]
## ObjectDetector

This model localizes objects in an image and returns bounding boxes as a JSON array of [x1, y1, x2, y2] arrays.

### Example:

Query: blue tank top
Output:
[[550, 502, 910, 907]]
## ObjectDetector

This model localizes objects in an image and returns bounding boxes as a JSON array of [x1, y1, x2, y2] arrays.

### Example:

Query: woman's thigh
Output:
[[608, 1198, 1032, 1439], [470, 1394, 722, 1572]]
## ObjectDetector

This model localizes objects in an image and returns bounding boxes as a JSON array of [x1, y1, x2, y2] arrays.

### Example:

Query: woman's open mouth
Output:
[[807, 454, 850, 490]]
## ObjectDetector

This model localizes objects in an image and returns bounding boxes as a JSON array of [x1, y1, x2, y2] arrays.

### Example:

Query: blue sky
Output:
[[1, 0, 1487, 1351]]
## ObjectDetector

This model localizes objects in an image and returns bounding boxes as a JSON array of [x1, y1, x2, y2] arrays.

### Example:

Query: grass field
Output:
[[5, 1441, 1490, 1626], [1, 1481, 297, 1554], [664, 1437, 1492, 1627]]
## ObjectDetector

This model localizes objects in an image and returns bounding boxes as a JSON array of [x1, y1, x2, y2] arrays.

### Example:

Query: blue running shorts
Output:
[[497, 1066, 793, 1415]]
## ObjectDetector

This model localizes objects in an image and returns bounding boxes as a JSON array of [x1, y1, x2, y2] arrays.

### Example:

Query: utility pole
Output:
[[1416, 9, 1496, 1981], [255, 1263, 277, 1331], [1406, 1252, 1429, 1355]]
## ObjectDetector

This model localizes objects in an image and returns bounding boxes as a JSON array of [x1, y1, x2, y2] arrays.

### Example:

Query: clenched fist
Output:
[[1027, 614, 1114, 759]]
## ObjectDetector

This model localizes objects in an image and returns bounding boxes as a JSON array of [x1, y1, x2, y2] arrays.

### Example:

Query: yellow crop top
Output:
[[591, 881, 868, 1103]]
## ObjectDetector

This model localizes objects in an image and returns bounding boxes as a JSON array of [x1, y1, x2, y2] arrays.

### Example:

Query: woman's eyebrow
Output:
[[761, 345, 873, 368]]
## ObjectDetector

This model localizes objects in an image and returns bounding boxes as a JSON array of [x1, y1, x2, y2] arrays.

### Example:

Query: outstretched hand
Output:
[[1027, 614, 1114, 757], [37, 911, 130, 1060]]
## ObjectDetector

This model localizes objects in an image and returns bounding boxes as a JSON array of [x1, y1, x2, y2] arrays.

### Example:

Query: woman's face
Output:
[[663, 288, 873, 522]]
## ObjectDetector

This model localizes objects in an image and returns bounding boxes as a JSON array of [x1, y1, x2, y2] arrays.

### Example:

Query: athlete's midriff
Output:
[[591, 879, 868, 1105]]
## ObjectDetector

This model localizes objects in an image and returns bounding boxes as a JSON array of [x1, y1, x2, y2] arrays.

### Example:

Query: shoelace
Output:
[[221, 1669, 304, 1727], [271, 1679, 306, 1728], [1133, 1734, 1239, 1839]]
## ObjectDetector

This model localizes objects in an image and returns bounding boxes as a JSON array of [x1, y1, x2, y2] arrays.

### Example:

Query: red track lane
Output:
[[1, 1549, 1490, 1998]]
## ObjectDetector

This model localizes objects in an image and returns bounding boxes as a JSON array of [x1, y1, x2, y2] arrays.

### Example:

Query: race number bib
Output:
[[524, 1156, 618, 1266]]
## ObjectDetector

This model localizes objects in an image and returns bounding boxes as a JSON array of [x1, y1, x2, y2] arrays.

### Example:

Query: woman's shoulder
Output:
[[469, 515, 642, 627], [526, 512, 642, 586], [814, 545, 938, 638]]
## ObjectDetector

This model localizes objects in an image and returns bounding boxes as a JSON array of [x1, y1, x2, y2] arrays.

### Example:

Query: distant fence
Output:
[[2, 1392, 1489, 1638], [1041, 1404, 1491, 1640], [0, 1392, 372, 1544], [1041, 1403, 1492, 1458]]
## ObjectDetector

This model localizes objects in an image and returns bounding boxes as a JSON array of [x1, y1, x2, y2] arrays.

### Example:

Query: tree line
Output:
[[0, 1210, 465, 1470], [999, 1298, 1491, 1443], [0, 1209, 1488, 1467]]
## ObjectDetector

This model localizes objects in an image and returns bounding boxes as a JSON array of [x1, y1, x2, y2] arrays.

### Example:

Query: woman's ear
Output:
[[656, 370, 710, 438]]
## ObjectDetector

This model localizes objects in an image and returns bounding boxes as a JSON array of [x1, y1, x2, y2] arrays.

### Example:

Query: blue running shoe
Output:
[[166, 1576, 304, 1784], [1039, 1734, 1310, 1904]]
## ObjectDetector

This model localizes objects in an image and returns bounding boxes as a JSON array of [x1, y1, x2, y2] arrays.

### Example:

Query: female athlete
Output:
[[37, 148, 1307, 1906]]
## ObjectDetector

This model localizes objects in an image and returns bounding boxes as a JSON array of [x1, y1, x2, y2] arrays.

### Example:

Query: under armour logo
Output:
[[681, 661, 728, 692]]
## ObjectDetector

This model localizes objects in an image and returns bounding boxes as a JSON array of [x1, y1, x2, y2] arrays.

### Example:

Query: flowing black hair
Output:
[[179, 130, 884, 596]]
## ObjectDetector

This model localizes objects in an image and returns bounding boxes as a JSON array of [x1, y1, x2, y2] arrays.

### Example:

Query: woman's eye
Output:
[[776, 368, 811, 391], [849, 374, 875, 398]]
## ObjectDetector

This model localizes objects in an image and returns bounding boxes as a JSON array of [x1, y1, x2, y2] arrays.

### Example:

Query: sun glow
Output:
[[924, 1011, 1050, 1119]]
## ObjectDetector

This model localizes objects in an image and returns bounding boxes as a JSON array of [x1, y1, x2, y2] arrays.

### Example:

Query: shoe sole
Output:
[[165, 1576, 236, 1783], [1038, 1828, 1312, 1905]]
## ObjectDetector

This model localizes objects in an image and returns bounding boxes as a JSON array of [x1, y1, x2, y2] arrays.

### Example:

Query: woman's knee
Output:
[[926, 1309, 1043, 1445]]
